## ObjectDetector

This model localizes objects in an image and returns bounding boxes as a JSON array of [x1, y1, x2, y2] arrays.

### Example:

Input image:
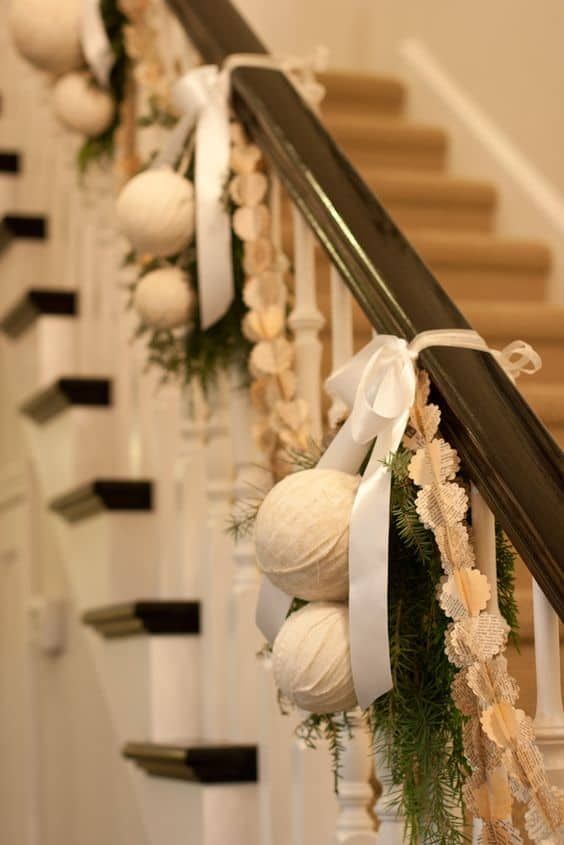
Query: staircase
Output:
[[0, 20, 562, 845], [315, 70, 564, 720]]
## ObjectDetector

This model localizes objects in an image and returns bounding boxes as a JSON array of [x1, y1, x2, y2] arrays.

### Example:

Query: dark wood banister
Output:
[[166, 0, 564, 618]]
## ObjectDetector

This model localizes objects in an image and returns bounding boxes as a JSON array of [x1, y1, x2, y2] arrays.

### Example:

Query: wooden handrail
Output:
[[166, 0, 564, 618]]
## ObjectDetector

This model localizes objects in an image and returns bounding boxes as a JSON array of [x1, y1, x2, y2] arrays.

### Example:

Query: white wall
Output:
[[234, 0, 564, 196]]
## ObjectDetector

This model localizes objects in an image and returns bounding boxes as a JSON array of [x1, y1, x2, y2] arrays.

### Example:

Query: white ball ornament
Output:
[[133, 266, 193, 331], [10, 0, 83, 75], [254, 468, 359, 601], [116, 168, 195, 258], [272, 602, 357, 713], [52, 72, 115, 136]]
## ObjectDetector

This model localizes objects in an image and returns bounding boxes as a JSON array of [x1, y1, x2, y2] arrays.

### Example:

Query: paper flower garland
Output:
[[406, 371, 564, 845], [229, 122, 313, 471]]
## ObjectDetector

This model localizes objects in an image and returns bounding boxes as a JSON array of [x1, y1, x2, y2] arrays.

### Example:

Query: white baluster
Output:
[[335, 711, 377, 844], [227, 370, 268, 741], [470, 485, 499, 615], [201, 375, 235, 739], [532, 582, 564, 789], [328, 266, 354, 425], [288, 207, 325, 441], [373, 748, 405, 845]]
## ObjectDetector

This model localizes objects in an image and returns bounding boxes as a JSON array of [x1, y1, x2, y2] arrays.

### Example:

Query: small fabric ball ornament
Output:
[[10, 0, 83, 75], [254, 468, 359, 601], [116, 167, 195, 258], [52, 72, 115, 136], [133, 266, 193, 330], [272, 602, 357, 713]]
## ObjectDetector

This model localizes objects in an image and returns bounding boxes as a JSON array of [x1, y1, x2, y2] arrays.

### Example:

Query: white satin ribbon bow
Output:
[[80, 0, 115, 88], [256, 328, 541, 710], [155, 51, 327, 330]]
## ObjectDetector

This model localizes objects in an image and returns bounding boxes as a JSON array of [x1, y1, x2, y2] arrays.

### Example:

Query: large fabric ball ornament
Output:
[[116, 168, 195, 258], [133, 267, 193, 330], [272, 602, 357, 713], [10, 0, 83, 75], [255, 468, 358, 601], [53, 72, 115, 136]]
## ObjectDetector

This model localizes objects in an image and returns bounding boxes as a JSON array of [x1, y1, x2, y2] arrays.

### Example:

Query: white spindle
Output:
[[335, 711, 377, 843], [470, 485, 500, 614], [288, 207, 325, 440], [532, 582, 564, 788], [201, 376, 235, 739], [329, 266, 354, 425], [373, 748, 405, 845], [227, 370, 267, 741]]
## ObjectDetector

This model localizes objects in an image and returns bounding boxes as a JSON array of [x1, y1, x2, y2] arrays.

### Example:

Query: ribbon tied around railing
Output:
[[256, 328, 541, 709]]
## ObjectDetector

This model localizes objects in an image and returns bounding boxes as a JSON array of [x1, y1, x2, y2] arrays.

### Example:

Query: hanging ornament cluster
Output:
[[10, 0, 118, 136], [255, 466, 360, 714], [405, 371, 564, 845], [229, 122, 313, 470]]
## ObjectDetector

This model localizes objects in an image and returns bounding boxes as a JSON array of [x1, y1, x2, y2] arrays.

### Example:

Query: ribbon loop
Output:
[[80, 0, 114, 87]]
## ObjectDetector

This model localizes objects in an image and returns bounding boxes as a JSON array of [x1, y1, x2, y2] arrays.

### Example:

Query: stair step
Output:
[[0, 213, 47, 251], [410, 231, 551, 301], [50, 479, 153, 522], [0, 152, 21, 173], [460, 301, 564, 381], [320, 71, 405, 115], [83, 600, 200, 638], [123, 741, 257, 783], [20, 377, 112, 423], [0, 288, 77, 338], [362, 169, 497, 232], [520, 382, 564, 426], [326, 116, 447, 171]]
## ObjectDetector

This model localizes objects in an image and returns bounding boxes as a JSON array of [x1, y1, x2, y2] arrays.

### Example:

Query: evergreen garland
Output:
[[231, 442, 519, 844]]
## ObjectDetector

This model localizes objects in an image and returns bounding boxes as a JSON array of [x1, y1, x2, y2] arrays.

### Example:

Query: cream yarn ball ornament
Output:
[[52, 72, 115, 136], [133, 266, 193, 330], [272, 602, 357, 713], [10, 0, 83, 75], [116, 168, 195, 258], [254, 468, 359, 601]]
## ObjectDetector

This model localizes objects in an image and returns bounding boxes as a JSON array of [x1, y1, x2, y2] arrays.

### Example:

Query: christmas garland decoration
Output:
[[406, 372, 564, 845], [9, 0, 175, 174]]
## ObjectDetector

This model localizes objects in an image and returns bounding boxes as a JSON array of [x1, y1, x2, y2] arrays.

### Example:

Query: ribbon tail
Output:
[[347, 408, 411, 709], [256, 577, 293, 644], [348, 463, 393, 708], [80, 0, 115, 88], [195, 88, 235, 329]]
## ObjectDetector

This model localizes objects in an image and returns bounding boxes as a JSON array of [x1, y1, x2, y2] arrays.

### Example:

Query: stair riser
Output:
[[55, 514, 159, 610], [0, 241, 48, 309], [388, 205, 494, 233], [132, 775, 260, 845], [335, 144, 446, 172], [0, 175, 18, 215], [1, 316, 77, 403], [24, 409, 116, 499], [101, 637, 201, 741], [258, 660, 338, 843]]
